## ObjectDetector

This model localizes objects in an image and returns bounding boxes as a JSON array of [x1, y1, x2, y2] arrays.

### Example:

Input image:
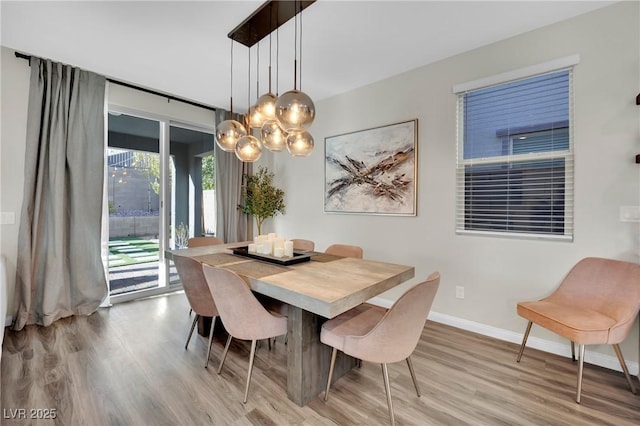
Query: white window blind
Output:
[[455, 69, 573, 240]]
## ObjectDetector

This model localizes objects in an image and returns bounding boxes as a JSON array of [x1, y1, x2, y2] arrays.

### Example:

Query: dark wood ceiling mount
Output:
[[228, 0, 316, 48]]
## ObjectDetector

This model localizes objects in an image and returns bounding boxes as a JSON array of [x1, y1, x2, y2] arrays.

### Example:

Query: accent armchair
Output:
[[516, 257, 640, 403]]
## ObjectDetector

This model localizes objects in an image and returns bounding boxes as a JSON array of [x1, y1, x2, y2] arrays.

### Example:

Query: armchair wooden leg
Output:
[[406, 356, 421, 397], [243, 340, 258, 404], [204, 316, 216, 368], [185, 314, 199, 349], [517, 321, 533, 362], [576, 344, 585, 403], [571, 341, 576, 362], [218, 334, 233, 375], [381, 363, 395, 426], [324, 348, 338, 401], [612, 344, 637, 394]]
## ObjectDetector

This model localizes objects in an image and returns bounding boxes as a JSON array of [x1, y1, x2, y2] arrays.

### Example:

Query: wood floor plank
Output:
[[2, 291, 639, 425]]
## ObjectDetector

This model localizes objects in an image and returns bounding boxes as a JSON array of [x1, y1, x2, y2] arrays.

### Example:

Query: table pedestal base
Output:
[[287, 306, 356, 406]]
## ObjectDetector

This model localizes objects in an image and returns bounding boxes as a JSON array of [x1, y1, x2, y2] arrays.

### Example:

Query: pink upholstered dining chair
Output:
[[187, 236, 224, 247], [202, 265, 287, 404], [324, 243, 363, 259], [292, 239, 315, 252], [516, 257, 640, 403], [173, 255, 219, 368], [185, 236, 224, 316], [321, 272, 440, 426]]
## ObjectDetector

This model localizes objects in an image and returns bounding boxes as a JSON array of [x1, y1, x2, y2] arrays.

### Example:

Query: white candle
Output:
[[274, 237, 285, 250], [268, 232, 276, 240], [248, 243, 257, 253], [284, 240, 294, 257], [263, 240, 273, 255], [274, 247, 284, 258]]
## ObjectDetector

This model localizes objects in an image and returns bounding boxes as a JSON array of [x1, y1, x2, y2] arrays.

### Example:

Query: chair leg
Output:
[[243, 340, 258, 404], [218, 334, 233, 375], [185, 314, 199, 349], [612, 344, 637, 394], [576, 343, 585, 404], [381, 363, 395, 426], [324, 348, 338, 401], [406, 356, 421, 397], [204, 316, 216, 369], [571, 341, 576, 362], [517, 321, 533, 362]]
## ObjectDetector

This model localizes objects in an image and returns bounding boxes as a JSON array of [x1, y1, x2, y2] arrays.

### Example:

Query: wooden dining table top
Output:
[[167, 241, 415, 319]]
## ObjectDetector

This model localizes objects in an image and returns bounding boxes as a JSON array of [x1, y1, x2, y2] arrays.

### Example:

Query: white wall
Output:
[[0, 47, 30, 324], [272, 2, 640, 369]]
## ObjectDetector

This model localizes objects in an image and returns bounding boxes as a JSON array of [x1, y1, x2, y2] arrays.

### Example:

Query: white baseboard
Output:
[[366, 296, 639, 376]]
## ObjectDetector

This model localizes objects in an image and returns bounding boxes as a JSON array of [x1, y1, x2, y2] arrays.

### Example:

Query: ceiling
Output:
[[1, 1, 615, 113]]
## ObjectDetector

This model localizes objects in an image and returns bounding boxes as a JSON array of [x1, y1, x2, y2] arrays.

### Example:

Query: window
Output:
[[455, 66, 574, 240]]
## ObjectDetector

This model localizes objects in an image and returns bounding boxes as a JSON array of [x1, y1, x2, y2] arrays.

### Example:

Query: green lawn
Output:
[[108, 237, 159, 268]]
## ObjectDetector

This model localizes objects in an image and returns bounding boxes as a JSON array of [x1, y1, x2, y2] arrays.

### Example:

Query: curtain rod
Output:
[[14, 51, 217, 113]]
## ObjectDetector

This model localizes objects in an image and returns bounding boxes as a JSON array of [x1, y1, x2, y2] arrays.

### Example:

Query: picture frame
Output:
[[324, 119, 417, 216]]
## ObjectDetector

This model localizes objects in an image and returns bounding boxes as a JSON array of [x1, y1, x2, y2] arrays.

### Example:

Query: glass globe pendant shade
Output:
[[286, 129, 314, 157], [255, 92, 277, 121], [248, 105, 265, 129], [216, 119, 247, 152], [275, 90, 315, 131], [261, 120, 287, 152], [235, 134, 263, 162]]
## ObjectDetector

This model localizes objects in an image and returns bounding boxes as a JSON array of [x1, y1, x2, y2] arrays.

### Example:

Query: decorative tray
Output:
[[232, 246, 312, 266]]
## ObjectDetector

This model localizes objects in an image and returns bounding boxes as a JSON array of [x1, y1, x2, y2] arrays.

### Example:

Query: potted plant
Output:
[[239, 166, 286, 235]]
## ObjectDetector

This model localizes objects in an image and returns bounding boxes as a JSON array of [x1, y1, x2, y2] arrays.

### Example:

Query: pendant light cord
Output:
[[268, 3, 273, 94], [229, 39, 234, 116], [293, 4, 298, 91], [299, 3, 303, 90]]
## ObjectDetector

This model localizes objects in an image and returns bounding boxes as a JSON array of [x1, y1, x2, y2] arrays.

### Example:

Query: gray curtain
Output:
[[214, 109, 252, 243], [12, 57, 107, 330]]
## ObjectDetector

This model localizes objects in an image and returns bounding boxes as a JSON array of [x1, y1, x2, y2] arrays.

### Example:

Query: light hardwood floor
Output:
[[2, 291, 640, 425]]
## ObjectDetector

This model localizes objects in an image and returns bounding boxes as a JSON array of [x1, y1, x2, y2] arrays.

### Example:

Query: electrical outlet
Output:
[[620, 206, 640, 222], [455, 286, 465, 299], [0, 212, 15, 225]]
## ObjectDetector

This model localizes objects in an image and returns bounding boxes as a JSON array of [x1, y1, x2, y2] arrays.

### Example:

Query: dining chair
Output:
[[321, 272, 440, 426], [202, 264, 287, 404], [292, 238, 315, 252], [324, 243, 363, 259], [187, 236, 224, 247], [173, 255, 219, 368], [185, 236, 224, 316], [516, 257, 640, 403]]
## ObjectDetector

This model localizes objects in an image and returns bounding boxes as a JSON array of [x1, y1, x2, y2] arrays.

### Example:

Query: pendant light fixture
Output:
[[261, 25, 287, 152], [216, 39, 247, 152], [235, 44, 263, 162], [275, 4, 315, 134], [286, 128, 314, 157], [228, 0, 316, 158]]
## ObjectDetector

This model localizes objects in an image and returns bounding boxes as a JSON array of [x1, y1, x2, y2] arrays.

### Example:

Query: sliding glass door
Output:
[[105, 108, 216, 300]]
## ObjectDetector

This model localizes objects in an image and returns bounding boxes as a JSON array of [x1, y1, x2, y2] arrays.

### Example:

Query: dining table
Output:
[[166, 241, 415, 406]]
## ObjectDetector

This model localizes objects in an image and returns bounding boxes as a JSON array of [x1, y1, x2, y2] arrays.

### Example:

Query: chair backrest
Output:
[[202, 265, 285, 341], [173, 255, 218, 317], [547, 257, 640, 343], [325, 244, 363, 259], [187, 236, 224, 248], [344, 272, 440, 364], [292, 239, 315, 252]]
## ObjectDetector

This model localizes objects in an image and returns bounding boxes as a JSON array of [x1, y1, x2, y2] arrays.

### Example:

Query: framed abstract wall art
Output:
[[324, 119, 417, 215]]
